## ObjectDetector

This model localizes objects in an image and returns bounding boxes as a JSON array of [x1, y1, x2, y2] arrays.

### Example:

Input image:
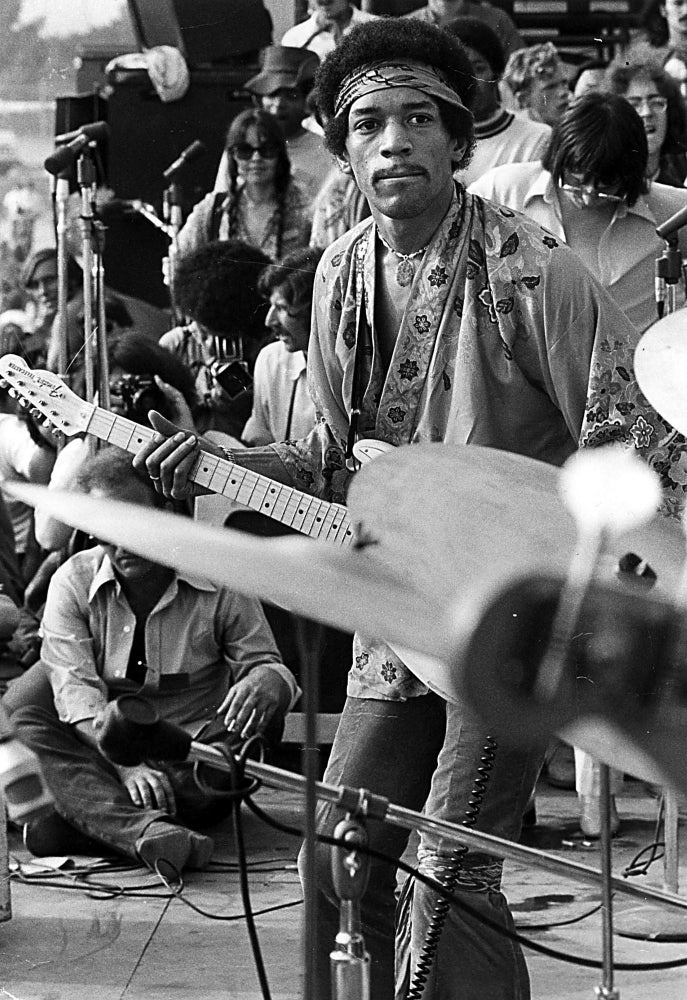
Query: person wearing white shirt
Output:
[[242, 246, 322, 445], [445, 16, 551, 188], [468, 91, 687, 335], [281, 1, 378, 61]]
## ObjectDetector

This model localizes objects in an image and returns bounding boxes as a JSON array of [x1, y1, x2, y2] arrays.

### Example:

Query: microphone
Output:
[[54, 121, 110, 145], [162, 140, 206, 181], [656, 203, 687, 241], [44, 121, 109, 177]]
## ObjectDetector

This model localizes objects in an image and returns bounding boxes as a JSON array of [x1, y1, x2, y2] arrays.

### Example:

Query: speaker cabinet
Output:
[[103, 68, 252, 308]]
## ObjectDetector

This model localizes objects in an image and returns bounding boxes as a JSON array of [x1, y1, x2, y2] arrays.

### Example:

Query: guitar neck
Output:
[[87, 407, 354, 546]]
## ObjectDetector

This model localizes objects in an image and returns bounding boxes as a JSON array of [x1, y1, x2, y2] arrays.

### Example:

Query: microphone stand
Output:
[[76, 145, 111, 418], [330, 816, 371, 1000], [162, 180, 184, 326], [76, 146, 98, 411], [54, 170, 71, 388], [98, 693, 687, 1000], [655, 237, 683, 319]]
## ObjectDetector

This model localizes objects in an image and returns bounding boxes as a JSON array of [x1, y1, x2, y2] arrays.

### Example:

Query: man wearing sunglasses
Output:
[[469, 90, 687, 333]]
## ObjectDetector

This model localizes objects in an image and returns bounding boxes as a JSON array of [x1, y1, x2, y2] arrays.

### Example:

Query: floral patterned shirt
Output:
[[228, 185, 687, 699]]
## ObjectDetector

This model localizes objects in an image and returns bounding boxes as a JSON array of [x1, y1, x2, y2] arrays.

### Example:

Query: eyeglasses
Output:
[[231, 141, 280, 161], [559, 181, 623, 205], [626, 95, 668, 112]]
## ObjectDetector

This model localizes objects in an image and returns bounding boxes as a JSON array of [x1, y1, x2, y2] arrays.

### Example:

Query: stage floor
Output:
[[2, 773, 687, 999]]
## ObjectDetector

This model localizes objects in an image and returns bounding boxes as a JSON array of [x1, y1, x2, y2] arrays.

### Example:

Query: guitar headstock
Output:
[[0, 355, 93, 438]]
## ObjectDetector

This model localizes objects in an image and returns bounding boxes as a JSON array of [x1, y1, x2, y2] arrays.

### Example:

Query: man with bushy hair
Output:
[[135, 17, 686, 999]]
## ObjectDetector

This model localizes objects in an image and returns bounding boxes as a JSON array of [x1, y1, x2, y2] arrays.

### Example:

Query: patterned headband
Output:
[[333, 59, 469, 118]]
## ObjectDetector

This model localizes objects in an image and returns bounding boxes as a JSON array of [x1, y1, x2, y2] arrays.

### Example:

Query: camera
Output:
[[110, 373, 167, 424], [210, 359, 252, 400]]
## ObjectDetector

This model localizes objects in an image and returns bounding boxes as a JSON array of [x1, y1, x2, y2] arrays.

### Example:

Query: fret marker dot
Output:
[[333, 523, 338, 529], [316, 517, 321, 522]]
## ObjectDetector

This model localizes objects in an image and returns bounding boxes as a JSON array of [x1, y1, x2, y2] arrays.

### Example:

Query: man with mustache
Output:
[[135, 19, 686, 999]]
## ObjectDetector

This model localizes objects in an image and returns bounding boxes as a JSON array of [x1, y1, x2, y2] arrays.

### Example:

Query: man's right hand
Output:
[[116, 762, 177, 814], [132, 411, 223, 501]]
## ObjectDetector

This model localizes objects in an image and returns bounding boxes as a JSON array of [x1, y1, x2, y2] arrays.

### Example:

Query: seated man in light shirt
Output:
[[6, 450, 299, 875], [281, 0, 378, 61]]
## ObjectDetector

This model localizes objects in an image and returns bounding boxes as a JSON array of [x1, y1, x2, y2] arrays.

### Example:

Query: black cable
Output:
[[219, 744, 272, 1000], [622, 794, 665, 879], [516, 902, 603, 932], [244, 795, 687, 973], [153, 869, 303, 922]]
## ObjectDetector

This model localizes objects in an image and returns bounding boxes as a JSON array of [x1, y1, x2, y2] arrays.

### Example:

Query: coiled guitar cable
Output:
[[406, 735, 497, 999]]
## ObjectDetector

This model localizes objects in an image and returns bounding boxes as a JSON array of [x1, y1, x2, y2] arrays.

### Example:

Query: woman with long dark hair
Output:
[[176, 108, 310, 263]]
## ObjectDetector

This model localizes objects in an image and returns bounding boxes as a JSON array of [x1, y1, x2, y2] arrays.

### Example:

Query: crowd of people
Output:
[[1, 1, 687, 998]]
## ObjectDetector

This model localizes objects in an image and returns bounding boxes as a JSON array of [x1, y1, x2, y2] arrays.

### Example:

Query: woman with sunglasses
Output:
[[176, 108, 311, 265], [607, 45, 687, 186]]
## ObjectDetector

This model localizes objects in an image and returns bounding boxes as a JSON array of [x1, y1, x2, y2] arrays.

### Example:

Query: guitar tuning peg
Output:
[[18, 397, 29, 408], [0, 378, 8, 389], [30, 408, 42, 421], [7, 388, 17, 398]]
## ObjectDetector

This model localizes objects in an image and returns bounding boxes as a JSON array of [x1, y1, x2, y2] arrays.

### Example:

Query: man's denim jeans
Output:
[[298, 694, 544, 1000]]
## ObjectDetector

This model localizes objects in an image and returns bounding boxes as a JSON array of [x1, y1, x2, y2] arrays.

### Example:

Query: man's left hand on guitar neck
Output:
[[133, 410, 222, 500]]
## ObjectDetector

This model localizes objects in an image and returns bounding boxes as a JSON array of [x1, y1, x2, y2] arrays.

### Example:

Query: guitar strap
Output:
[[345, 238, 371, 472]]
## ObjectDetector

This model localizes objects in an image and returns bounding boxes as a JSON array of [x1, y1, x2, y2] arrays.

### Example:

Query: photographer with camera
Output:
[[34, 332, 197, 555], [160, 240, 272, 443]]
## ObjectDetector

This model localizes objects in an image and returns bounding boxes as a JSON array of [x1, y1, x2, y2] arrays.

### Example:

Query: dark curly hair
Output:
[[173, 239, 272, 342], [224, 108, 292, 259], [444, 16, 507, 80], [111, 331, 196, 413], [541, 92, 649, 206], [313, 18, 476, 166], [258, 245, 324, 311]]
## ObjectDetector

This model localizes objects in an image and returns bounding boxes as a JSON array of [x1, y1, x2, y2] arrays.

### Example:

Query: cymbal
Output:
[[346, 442, 686, 601], [635, 309, 687, 435], [12, 440, 687, 786], [5, 482, 452, 661]]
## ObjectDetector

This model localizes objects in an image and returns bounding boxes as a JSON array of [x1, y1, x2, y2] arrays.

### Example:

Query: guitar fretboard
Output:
[[87, 407, 354, 546]]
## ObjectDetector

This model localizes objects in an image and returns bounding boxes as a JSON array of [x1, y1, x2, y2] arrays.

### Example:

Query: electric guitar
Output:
[[0, 354, 388, 549]]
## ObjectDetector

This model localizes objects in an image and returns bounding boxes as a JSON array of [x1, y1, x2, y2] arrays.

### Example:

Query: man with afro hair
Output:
[[136, 17, 685, 999]]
